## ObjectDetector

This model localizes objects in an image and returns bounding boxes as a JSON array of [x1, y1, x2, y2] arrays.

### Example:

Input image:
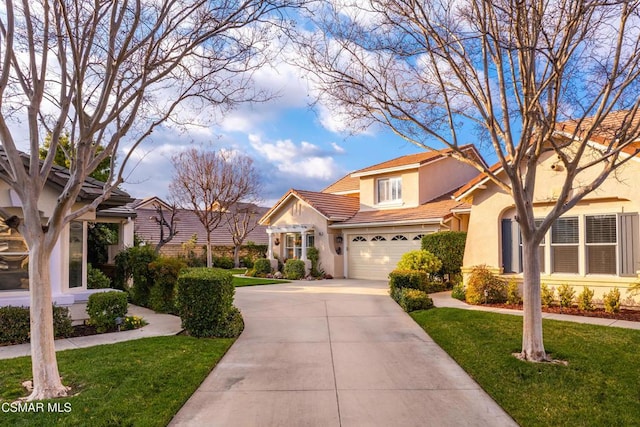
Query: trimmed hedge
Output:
[[87, 264, 112, 289], [148, 257, 187, 313], [284, 259, 306, 280], [389, 269, 429, 292], [114, 245, 158, 306], [391, 288, 433, 312], [176, 268, 241, 338], [421, 231, 467, 278], [0, 305, 73, 345], [87, 291, 129, 333], [214, 256, 234, 270]]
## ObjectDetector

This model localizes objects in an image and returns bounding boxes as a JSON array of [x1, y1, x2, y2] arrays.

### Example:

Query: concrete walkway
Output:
[[170, 279, 517, 427], [430, 291, 640, 330], [0, 304, 183, 360]]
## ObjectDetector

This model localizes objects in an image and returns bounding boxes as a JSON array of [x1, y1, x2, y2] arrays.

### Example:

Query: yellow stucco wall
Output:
[[418, 157, 481, 204], [463, 148, 640, 304]]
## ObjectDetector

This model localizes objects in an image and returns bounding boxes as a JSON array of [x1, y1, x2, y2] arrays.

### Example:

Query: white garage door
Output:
[[347, 233, 423, 280]]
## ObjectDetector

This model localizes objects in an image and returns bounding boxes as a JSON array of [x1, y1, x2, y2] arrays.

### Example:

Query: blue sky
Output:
[[119, 60, 443, 207]]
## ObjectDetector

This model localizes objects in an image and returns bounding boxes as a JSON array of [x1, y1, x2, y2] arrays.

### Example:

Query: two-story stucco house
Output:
[[260, 145, 485, 280]]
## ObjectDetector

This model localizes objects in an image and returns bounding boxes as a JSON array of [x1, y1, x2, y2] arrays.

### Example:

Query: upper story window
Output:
[[377, 177, 402, 204]]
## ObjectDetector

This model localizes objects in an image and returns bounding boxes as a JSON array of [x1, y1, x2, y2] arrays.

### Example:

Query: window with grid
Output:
[[377, 177, 402, 204], [551, 217, 579, 273], [586, 215, 616, 274]]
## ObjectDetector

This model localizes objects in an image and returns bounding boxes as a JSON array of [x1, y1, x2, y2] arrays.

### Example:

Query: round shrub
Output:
[[214, 306, 245, 338], [176, 268, 235, 337], [396, 250, 442, 274], [87, 264, 112, 289], [253, 258, 272, 276], [465, 265, 507, 305], [421, 231, 467, 278], [148, 257, 187, 313], [389, 269, 429, 292], [284, 259, 306, 280], [0, 305, 73, 345], [214, 256, 234, 270], [87, 291, 129, 333]]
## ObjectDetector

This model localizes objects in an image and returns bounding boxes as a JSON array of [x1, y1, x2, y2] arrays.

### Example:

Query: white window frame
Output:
[[585, 214, 617, 275], [550, 216, 580, 274], [376, 177, 402, 205]]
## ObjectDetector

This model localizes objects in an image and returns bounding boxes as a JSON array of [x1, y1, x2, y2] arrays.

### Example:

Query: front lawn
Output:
[[0, 336, 234, 426], [232, 276, 290, 287], [411, 308, 640, 426]]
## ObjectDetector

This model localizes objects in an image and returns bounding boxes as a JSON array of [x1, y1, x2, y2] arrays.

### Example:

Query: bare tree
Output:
[[152, 202, 180, 254], [226, 202, 264, 268], [298, 0, 640, 362], [169, 148, 261, 268], [0, 0, 297, 400]]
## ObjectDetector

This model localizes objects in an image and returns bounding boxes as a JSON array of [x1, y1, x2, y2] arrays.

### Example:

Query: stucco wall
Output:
[[418, 157, 480, 204], [462, 148, 640, 302]]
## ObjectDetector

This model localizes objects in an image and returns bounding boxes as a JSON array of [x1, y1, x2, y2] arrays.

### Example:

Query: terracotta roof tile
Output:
[[322, 173, 359, 194], [352, 144, 478, 175], [337, 194, 465, 226], [293, 189, 360, 220]]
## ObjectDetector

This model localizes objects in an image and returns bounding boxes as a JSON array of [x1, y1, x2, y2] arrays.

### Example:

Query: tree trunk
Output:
[[206, 232, 213, 268], [27, 241, 69, 400], [520, 237, 548, 362], [233, 244, 240, 268]]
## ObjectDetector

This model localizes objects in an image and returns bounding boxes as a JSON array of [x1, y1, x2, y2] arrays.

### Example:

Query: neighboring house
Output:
[[455, 119, 640, 304], [0, 161, 135, 307], [260, 145, 485, 280], [133, 197, 269, 258]]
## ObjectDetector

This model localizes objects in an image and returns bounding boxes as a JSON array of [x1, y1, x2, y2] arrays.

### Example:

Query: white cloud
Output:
[[249, 134, 342, 181]]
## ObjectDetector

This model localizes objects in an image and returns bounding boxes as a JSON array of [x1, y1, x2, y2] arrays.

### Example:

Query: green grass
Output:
[[0, 336, 234, 426], [232, 276, 290, 287], [411, 308, 640, 426], [228, 268, 247, 275]]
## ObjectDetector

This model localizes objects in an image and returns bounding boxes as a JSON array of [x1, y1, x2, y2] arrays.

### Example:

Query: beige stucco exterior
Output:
[[461, 147, 640, 304]]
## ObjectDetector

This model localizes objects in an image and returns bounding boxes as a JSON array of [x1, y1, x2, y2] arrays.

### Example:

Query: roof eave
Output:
[[329, 218, 444, 229]]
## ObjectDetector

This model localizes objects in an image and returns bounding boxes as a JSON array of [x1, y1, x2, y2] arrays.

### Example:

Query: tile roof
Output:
[[352, 144, 479, 175], [336, 193, 469, 227], [293, 189, 361, 220], [134, 205, 269, 246], [322, 173, 360, 194]]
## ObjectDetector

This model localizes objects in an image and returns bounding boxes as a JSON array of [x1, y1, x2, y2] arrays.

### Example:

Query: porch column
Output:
[[301, 230, 308, 261], [267, 230, 273, 259]]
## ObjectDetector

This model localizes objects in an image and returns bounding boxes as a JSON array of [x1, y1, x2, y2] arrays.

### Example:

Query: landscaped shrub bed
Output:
[[465, 265, 507, 304], [87, 291, 129, 333], [176, 268, 243, 338], [283, 259, 306, 280], [391, 287, 433, 312], [0, 305, 73, 345], [388, 269, 429, 292], [253, 258, 272, 276]]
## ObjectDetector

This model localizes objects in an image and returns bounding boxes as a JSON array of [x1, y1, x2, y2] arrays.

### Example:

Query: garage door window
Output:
[[371, 235, 387, 241], [352, 236, 367, 242], [391, 235, 408, 241]]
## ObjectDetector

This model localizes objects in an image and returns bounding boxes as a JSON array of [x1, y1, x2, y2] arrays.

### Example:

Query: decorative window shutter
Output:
[[619, 213, 639, 276], [501, 219, 521, 273]]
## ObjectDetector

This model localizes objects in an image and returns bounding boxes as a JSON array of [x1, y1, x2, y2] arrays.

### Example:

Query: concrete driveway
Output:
[[170, 279, 516, 426]]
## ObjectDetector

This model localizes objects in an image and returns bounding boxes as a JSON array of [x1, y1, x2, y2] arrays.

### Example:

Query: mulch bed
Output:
[[485, 303, 640, 322]]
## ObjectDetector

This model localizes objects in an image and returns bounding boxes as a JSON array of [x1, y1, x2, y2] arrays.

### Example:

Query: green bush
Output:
[[603, 287, 621, 314], [114, 245, 158, 306], [424, 280, 447, 293], [557, 284, 576, 308], [541, 284, 555, 307], [284, 259, 306, 280], [176, 268, 236, 337], [421, 231, 467, 278], [307, 247, 322, 277], [87, 291, 129, 333], [396, 249, 442, 274], [577, 286, 595, 311], [0, 305, 73, 345], [214, 256, 234, 270], [465, 265, 507, 305], [87, 264, 112, 289], [213, 306, 245, 338], [506, 279, 522, 305], [241, 255, 254, 268], [388, 269, 429, 292], [391, 288, 434, 312], [253, 258, 272, 276], [451, 282, 466, 301], [148, 257, 187, 313]]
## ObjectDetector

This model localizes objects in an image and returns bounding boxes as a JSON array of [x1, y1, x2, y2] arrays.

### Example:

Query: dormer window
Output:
[[377, 177, 402, 204]]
